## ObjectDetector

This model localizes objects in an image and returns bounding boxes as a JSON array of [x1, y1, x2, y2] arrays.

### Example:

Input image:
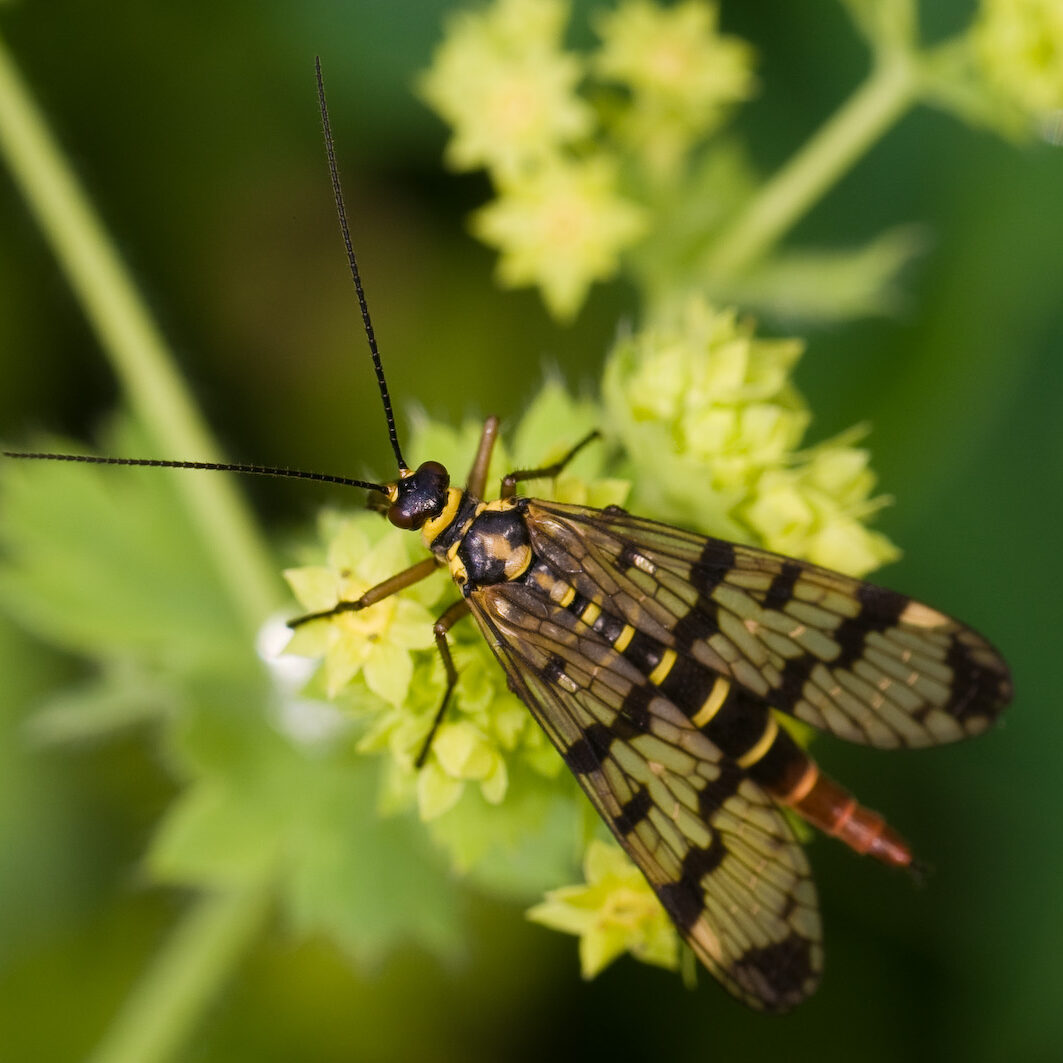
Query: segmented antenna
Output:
[[1, 451, 390, 494], [314, 57, 408, 474], [4, 62, 404, 498]]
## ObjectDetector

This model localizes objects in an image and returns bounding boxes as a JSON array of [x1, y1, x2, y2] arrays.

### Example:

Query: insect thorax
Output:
[[427, 495, 533, 593]]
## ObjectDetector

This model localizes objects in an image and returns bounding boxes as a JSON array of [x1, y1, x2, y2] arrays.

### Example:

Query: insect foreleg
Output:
[[415, 598, 473, 768], [287, 556, 441, 627], [500, 429, 600, 499], [465, 416, 501, 499]]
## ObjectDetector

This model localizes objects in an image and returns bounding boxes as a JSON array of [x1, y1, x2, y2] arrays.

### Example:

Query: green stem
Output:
[[703, 51, 920, 280], [85, 885, 273, 1063], [0, 32, 280, 632], [0, 32, 284, 1063]]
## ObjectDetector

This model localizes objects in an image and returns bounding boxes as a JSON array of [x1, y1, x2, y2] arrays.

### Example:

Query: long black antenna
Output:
[[4, 63, 403, 498], [1, 451, 390, 494], [314, 57, 407, 474]]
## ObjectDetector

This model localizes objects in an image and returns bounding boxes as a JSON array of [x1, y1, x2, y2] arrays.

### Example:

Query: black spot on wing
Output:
[[774, 582, 904, 713], [943, 634, 1012, 725], [655, 835, 727, 931], [671, 607, 719, 653], [617, 682, 655, 734], [830, 583, 906, 670], [731, 936, 819, 1013], [615, 788, 652, 835], [696, 758, 745, 818], [776, 654, 817, 714], [682, 834, 726, 880], [562, 722, 613, 775], [761, 561, 802, 612], [657, 880, 702, 931], [689, 539, 737, 597]]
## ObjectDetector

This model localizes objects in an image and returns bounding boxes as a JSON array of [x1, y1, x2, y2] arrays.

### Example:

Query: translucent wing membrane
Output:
[[526, 502, 1012, 750], [471, 582, 823, 1011]]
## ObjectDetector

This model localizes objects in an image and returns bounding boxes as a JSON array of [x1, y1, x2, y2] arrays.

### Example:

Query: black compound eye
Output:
[[388, 501, 419, 531], [417, 461, 448, 490], [387, 461, 450, 530]]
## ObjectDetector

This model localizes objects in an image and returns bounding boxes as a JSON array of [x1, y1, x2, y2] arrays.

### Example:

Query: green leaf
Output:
[[24, 659, 177, 746], [152, 691, 464, 966], [707, 226, 929, 323], [284, 761, 464, 967], [427, 760, 584, 902], [0, 432, 247, 674]]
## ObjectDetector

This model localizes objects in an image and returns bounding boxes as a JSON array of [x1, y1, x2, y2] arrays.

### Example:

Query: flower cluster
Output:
[[604, 298, 898, 577], [594, 0, 754, 176], [419, 0, 755, 320], [528, 840, 679, 976], [285, 382, 628, 830], [972, 0, 1063, 122], [418, 0, 593, 179], [471, 156, 645, 320]]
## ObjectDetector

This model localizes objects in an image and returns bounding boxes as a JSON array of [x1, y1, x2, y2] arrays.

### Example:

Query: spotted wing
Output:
[[526, 501, 1012, 750], [469, 580, 823, 1011]]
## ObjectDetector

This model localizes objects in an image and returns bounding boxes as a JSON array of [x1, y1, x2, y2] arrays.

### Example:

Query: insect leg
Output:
[[415, 598, 472, 767], [465, 416, 501, 498], [287, 556, 441, 627], [500, 429, 601, 499]]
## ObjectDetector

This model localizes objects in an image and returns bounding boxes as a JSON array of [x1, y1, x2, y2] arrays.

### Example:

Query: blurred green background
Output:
[[1, 1, 1061, 1060]]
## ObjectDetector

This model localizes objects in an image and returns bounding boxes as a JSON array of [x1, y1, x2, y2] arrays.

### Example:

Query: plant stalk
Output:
[[0, 33, 280, 633], [85, 886, 273, 1063], [0, 33, 284, 1063], [704, 51, 920, 280]]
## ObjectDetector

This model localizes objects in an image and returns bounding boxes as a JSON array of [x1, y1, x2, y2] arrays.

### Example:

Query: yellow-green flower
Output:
[[743, 441, 900, 578], [608, 302, 806, 471], [358, 642, 558, 819], [284, 514, 439, 700], [594, 0, 755, 173], [419, 0, 593, 179], [972, 0, 1063, 118], [528, 839, 679, 976], [603, 297, 898, 575], [604, 299, 806, 532], [472, 155, 646, 320], [284, 382, 626, 825]]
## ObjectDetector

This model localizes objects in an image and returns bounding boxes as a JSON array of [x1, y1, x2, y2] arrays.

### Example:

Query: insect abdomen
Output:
[[743, 719, 912, 867], [543, 570, 913, 866]]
